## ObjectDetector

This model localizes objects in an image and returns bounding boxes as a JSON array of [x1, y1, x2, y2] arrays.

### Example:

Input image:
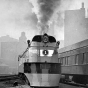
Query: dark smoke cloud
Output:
[[30, 0, 84, 36], [37, 0, 61, 30]]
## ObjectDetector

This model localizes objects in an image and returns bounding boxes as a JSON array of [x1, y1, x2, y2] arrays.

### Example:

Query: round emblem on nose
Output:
[[43, 50, 48, 55]]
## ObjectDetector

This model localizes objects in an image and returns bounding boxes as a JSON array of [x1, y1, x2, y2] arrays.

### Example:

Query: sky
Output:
[[0, 0, 88, 40]]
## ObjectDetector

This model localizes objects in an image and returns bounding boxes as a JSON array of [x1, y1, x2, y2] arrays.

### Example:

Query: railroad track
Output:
[[0, 74, 20, 81], [0, 74, 27, 88], [60, 81, 88, 88]]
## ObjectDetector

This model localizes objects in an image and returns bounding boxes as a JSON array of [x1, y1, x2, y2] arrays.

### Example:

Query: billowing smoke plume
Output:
[[29, 0, 61, 34], [38, 0, 61, 24], [29, 0, 86, 38]]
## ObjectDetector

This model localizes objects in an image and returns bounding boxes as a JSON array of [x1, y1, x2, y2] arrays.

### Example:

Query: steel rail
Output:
[[60, 81, 88, 87], [0, 75, 20, 82]]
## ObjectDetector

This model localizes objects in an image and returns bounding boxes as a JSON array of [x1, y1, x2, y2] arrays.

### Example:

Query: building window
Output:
[[82, 53, 86, 64], [75, 54, 79, 65], [60, 57, 63, 65], [61, 57, 65, 66], [86, 52, 88, 63], [71, 55, 75, 65], [65, 57, 68, 66], [65, 57, 67, 65], [58, 58, 60, 63], [63, 57, 65, 66]]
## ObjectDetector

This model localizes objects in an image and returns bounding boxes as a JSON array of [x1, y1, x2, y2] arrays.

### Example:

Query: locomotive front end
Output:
[[18, 33, 61, 87]]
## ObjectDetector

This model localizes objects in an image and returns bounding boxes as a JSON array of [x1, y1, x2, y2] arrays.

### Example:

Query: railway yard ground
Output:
[[0, 82, 87, 88], [59, 83, 87, 88], [0, 74, 29, 88], [0, 79, 29, 88], [0, 74, 87, 88]]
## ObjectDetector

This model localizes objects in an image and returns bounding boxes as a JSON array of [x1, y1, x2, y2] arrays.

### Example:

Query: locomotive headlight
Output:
[[43, 36, 48, 43], [42, 33, 49, 43]]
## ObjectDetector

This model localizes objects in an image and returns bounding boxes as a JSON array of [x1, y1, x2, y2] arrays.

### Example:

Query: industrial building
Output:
[[64, 2, 88, 46]]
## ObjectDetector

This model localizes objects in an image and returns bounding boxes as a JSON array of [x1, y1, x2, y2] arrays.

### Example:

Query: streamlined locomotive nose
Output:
[[18, 33, 61, 87]]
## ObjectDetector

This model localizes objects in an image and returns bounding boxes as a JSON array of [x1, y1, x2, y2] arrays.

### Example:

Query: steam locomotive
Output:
[[18, 33, 61, 87], [58, 39, 88, 84]]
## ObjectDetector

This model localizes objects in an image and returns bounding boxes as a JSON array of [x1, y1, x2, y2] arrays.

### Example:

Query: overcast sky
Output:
[[0, 0, 88, 40]]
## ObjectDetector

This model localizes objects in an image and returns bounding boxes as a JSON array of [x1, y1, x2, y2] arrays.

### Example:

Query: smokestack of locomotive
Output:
[[29, 0, 61, 34]]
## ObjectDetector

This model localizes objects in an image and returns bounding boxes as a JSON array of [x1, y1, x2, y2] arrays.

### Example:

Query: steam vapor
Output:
[[38, 0, 61, 24], [38, 0, 61, 33], [29, 0, 82, 36], [29, 0, 61, 34]]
